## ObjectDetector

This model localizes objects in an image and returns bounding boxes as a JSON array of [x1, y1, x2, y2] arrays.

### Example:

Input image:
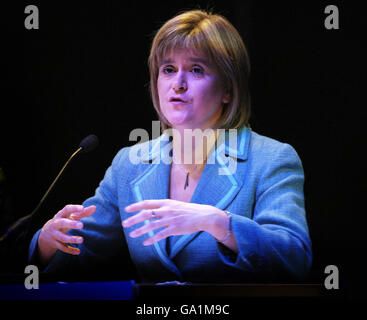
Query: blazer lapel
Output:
[[169, 126, 252, 259], [129, 133, 186, 279]]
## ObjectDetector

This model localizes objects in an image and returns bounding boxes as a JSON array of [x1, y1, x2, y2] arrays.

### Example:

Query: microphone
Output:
[[0, 134, 99, 243], [79, 134, 99, 153]]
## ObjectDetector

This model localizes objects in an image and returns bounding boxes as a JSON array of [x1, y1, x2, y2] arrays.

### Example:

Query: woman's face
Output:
[[157, 48, 229, 130]]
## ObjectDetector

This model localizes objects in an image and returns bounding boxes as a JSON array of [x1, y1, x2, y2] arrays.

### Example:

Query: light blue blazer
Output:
[[29, 126, 312, 283]]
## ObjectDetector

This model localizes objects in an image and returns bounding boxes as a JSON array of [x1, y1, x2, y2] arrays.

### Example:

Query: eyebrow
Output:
[[160, 57, 209, 66]]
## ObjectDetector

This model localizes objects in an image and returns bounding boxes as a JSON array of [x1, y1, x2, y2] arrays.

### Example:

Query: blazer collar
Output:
[[130, 126, 251, 278]]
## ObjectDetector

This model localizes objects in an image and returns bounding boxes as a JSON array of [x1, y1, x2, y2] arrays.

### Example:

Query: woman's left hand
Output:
[[122, 199, 226, 246]]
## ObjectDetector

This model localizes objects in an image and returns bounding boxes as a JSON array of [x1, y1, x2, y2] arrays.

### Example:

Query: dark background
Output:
[[1, 1, 365, 299]]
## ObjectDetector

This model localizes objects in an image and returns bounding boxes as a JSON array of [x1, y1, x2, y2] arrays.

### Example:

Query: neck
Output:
[[171, 126, 218, 172]]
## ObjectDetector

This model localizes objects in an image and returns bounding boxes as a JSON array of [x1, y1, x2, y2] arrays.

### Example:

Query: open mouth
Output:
[[170, 97, 187, 103]]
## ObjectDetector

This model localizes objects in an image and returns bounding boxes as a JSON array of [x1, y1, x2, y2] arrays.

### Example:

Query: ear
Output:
[[222, 92, 231, 104]]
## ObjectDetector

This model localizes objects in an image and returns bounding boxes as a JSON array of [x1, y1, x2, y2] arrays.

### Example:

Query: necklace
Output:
[[170, 130, 218, 190], [173, 161, 207, 190]]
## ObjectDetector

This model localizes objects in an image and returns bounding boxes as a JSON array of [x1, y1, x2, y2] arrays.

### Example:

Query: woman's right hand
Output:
[[37, 204, 97, 265]]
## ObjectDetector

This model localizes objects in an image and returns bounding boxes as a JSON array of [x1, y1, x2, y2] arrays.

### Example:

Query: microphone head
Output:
[[79, 134, 99, 153]]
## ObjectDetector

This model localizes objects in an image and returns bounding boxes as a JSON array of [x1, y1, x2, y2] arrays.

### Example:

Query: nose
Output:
[[172, 71, 187, 93]]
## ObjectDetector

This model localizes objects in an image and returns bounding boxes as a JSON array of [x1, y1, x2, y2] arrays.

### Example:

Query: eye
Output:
[[162, 65, 175, 74], [191, 66, 204, 76]]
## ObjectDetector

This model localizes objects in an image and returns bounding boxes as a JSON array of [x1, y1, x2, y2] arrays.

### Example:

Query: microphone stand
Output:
[[0, 134, 97, 274], [0, 147, 82, 244]]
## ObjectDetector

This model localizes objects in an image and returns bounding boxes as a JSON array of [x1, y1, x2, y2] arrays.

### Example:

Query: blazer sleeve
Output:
[[28, 148, 131, 277], [217, 143, 312, 281]]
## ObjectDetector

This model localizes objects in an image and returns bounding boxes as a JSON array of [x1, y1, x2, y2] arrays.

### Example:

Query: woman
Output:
[[29, 10, 312, 283]]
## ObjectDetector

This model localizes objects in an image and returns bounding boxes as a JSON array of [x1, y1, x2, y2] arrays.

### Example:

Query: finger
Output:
[[124, 199, 171, 212], [53, 231, 83, 245], [70, 205, 97, 220], [55, 241, 81, 255], [53, 218, 84, 232], [122, 208, 168, 228], [55, 204, 84, 218], [143, 227, 173, 246], [129, 218, 170, 238]]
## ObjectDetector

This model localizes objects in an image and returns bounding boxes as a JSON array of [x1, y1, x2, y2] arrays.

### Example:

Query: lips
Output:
[[169, 97, 187, 103]]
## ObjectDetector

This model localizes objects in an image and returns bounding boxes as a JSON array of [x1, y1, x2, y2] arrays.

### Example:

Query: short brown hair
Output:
[[148, 9, 251, 131]]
